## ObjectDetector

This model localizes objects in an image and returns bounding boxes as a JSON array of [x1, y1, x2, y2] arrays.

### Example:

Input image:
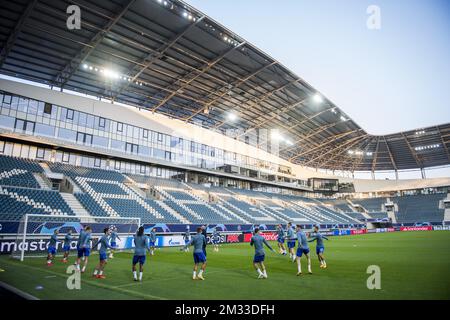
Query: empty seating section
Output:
[[0, 169, 40, 188], [128, 174, 183, 188], [0, 155, 44, 173], [368, 212, 389, 219], [344, 211, 366, 220], [0, 155, 445, 225], [224, 197, 276, 223], [105, 199, 157, 224], [75, 193, 108, 218], [86, 181, 128, 195], [184, 203, 231, 223], [394, 194, 445, 223], [165, 190, 198, 201], [0, 186, 74, 220], [0, 155, 43, 188], [352, 198, 386, 212], [144, 199, 180, 224], [47, 162, 126, 182]]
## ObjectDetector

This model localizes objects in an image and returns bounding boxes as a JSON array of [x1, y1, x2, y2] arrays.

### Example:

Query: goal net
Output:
[[10, 214, 141, 261]]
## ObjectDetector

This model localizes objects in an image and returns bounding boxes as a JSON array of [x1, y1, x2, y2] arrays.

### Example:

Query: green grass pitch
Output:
[[0, 231, 449, 300]]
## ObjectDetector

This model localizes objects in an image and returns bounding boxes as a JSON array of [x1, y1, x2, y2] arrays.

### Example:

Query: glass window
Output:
[[34, 123, 55, 137], [10, 96, 19, 110], [157, 132, 163, 142], [3, 95, 11, 105], [62, 152, 70, 163], [98, 117, 105, 128], [92, 136, 108, 148], [28, 100, 38, 115], [36, 148, 45, 159], [78, 112, 86, 126], [0, 140, 5, 153], [43, 103, 52, 115], [66, 109, 74, 120], [17, 97, 28, 112], [126, 142, 139, 154], [143, 129, 148, 139], [58, 128, 76, 141], [117, 122, 123, 132], [86, 114, 94, 128], [94, 158, 101, 168], [114, 161, 121, 170], [111, 139, 125, 151], [140, 165, 146, 174], [76, 132, 93, 145]]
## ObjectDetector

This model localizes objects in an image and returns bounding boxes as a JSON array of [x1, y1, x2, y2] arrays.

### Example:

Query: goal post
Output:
[[11, 214, 141, 261]]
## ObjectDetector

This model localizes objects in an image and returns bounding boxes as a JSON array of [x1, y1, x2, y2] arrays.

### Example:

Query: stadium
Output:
[[0, 0, 449, 301]]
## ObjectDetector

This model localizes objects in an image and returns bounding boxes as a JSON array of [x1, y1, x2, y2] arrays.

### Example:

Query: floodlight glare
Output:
[[313, 93, 323, 103], [228, 113, 237, 121]]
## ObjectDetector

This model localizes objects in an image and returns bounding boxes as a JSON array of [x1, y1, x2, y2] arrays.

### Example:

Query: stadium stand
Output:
[[0, 154, 447, 225], [393, 193, 446, 223], [0, 186, 74, 220]]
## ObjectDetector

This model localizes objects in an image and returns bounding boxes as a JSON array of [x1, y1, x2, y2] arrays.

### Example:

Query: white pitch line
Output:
[[113, 270, 222, 289]]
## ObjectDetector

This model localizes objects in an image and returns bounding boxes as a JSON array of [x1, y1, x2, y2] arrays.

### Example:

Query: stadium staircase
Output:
[[33, 173, 52, 190], [60, 192, 91, 218]]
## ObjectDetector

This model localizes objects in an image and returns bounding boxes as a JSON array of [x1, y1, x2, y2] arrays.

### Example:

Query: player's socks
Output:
[[263, 270, 268, 279], [133, 271, 137, 280], [197, 270, 204, 280], [192, 271, 197, 280], [81, 266, 86, 273], [297, 263, 302, 274], [93, 269, 98, 276], [308, 262, 312, 274], [139, 272, 143, 281], [257, 268, 263, 278]]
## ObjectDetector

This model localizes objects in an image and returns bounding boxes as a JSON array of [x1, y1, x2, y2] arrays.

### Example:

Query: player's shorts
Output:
[[149, 241, 155, 247], [316, 246, 325, 254], [132, 255, 146, 265], [99, 252, 107, 261], [77, 247, 90, 258], [193, 252, 206, 264], [277, 238, 285, 244], [63, 245, 70, 252], [253, 254, 265, 263], [287, 240, 296, 249], [110, 241, 117, 248], [296, 247, 310, 257], [47, 246, 56, 255]]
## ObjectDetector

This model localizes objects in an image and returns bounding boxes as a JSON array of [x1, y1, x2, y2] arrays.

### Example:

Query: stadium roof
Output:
[[0, 0, 449, 172]]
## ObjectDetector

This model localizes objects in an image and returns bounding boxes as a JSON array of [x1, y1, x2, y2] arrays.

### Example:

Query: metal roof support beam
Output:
[[151, 42, 245, 112], [421, 168, 426, 179], [311, 135, 368, 168], [184, 61, 277, 122], [110, 16, 205, 101], [371, 136, 381, 172], [53, 0, 136, 88], [437, 127, 450, 162], [290, 129, 362, 162], [383, 136, 398, 171], [401, 133, 422, 168], [213, 79, 305, 131], [277, 119, 342, 153], [0, 0, 38, 68]]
